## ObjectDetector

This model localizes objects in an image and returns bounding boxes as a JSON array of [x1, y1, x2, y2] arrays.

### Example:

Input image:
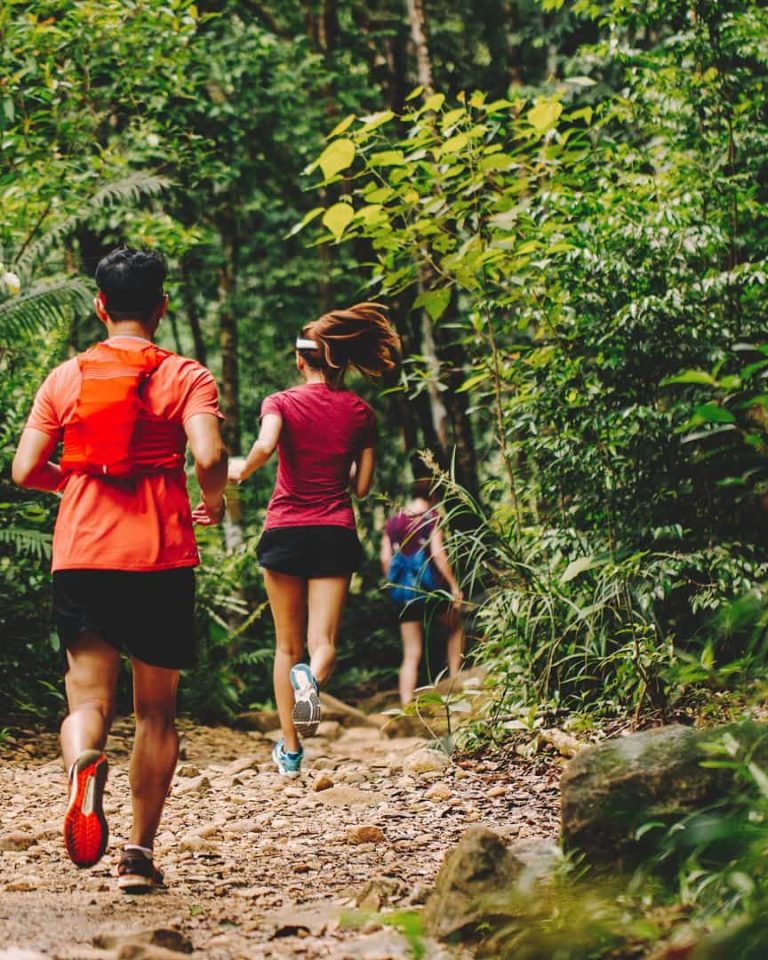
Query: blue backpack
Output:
[[386, 544, 442, 607]]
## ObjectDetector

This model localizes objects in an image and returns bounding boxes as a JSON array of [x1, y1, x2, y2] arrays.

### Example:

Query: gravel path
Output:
[[0, 714, 560, 959]]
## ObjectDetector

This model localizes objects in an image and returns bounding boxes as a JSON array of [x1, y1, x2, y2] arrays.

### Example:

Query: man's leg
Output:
[[61, 631, 119, 771], [399, 620, 423, 706], [128, 659, 180, 848], [61, 631, 119, 867], [263, 570, 307, 755]]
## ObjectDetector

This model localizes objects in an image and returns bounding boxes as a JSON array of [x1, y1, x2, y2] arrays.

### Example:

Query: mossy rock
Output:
[[561, 721, 768, 866]]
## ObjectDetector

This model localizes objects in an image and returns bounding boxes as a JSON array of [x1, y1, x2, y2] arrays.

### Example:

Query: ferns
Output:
[[13, 172, 171, 274], [0, 526, 52, 560], [0, 278, 92, 347]]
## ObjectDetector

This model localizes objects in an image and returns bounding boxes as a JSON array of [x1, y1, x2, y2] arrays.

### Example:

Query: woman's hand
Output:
[[450, 583, 464, 609], [227, 456, 248, 483]]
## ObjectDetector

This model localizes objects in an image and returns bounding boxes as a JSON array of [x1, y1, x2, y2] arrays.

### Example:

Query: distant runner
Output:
[[229, 303, 399, 777], [12, 247, 228, 891], [381, 473, 464, 705]]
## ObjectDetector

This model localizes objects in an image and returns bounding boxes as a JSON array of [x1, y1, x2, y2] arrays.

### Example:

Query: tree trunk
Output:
[[218, 229, 243, 552], [181, 257, 208, 366], [218, 230, 240, 458], [406, 0, 434, 92]]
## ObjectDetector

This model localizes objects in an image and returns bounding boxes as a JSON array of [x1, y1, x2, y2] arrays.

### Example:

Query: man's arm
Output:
[[185, 413, 228, 525], [12, 428, 65, 493]]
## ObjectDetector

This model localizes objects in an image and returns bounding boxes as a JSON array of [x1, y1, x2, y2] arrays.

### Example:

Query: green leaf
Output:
[[406, 85, 424, 101], [457, 372, 490, 393], [693, 403, 736, 424], [322, 203, 354, 241], [359, 110, 395, 132], [356, 204, 387, 226], [327, 114, 356, 139], [317, 138, 355, 180], [370, 150, 405, 167], [441, 133, 469, 154], [561, 555, 607, 583], [423, 93, 445, 112], [662, 369, 717, 386], [284, 207, 324, 239], [414, 289, 451, 321], [527, 100, 563, 133], [565, 76, 596, 86]]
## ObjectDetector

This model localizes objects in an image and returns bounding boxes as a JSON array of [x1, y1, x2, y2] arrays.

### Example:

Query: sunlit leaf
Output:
[[322, 202, 354, 241], [527, 100, 563, 132], [317, 138, 355, 180]]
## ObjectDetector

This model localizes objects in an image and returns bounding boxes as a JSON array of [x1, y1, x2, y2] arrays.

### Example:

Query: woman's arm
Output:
[[228, 413, 282, 483], [350, 446, 375, 499], [429, 523, 463, 606], [380, 529, 393, 575]]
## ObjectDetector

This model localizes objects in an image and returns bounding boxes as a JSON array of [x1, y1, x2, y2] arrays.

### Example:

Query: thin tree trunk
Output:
[[217, 227, 244, 552], [406, 0, 434, 92], [181, 258, 207, 366]]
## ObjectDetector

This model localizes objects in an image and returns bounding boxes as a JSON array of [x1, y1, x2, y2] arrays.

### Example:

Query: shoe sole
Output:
[[292, 692, 321, 738], [117, 873, 163, 894], [63, 751, 109, 868], [290, 666, 321, 738]]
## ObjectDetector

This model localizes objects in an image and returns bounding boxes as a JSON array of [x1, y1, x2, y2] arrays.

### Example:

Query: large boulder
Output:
[[422, 827, 560, 940], [561, 721, 768, 865]]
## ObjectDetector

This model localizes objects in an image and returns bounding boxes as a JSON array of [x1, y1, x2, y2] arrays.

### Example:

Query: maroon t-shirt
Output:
[[385, 508, 438, 556], [261, 383, 376, 529]]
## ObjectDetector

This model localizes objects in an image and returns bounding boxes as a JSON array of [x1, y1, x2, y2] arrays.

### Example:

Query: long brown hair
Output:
[[299, 302, 400, 387]]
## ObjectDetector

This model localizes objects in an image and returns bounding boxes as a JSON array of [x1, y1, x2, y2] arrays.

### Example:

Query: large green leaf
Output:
[[322, 202, 354, 241]]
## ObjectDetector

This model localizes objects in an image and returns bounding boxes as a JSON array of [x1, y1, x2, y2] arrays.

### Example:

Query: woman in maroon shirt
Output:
[[229, 303, 399, 776]]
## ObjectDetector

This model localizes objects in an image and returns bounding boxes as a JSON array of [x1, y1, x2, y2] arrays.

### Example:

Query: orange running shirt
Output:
[[25, 336, 224, 572]]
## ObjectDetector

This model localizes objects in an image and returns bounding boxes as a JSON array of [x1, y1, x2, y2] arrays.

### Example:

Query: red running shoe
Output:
[[63, 749, 109, 868]]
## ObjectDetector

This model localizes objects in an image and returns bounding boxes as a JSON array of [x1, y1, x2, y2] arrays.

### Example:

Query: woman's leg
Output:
[[399, 620, 423, 706], [263, 570, 307, 754], [444, 604, 465, 677], [306, 576, 350, 685]]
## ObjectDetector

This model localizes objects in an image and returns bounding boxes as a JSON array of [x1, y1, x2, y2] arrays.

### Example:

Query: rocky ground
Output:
[[0, 708, 560, 960]]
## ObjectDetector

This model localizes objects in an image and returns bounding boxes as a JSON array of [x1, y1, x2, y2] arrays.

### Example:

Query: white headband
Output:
[[296, 338, 318, 350]]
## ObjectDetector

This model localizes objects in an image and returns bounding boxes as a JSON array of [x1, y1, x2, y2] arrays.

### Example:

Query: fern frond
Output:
[[0, 278, 92, 346], [0, 526, 52, 560], [17, 172, 172, 272]]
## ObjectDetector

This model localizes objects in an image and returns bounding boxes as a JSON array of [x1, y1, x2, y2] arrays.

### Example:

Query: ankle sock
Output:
[[125, 844, 153, 859]]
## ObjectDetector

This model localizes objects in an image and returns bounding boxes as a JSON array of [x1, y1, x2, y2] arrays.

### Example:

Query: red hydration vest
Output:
[[60, 342, 186, 478]]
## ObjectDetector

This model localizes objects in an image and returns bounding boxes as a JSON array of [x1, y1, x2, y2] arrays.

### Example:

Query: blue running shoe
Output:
[[272, 738, 304, 778], [290, 663, 321, 737]]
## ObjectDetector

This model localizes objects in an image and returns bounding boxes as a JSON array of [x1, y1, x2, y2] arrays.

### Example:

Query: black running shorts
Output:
[[257, 525, 365, 578], [53, 568, 196, 670]]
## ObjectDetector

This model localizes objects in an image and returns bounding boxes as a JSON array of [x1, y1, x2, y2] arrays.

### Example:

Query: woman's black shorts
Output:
[[257, 525, 365, 578], [53, 568, 196, 670]]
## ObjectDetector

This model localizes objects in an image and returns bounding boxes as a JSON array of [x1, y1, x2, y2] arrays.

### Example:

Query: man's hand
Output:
[[228, 456, 247, 483], [192, 496, 227, 526]]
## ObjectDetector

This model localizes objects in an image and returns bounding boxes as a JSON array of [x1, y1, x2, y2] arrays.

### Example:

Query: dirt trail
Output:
[[0, 714, 559, 960]]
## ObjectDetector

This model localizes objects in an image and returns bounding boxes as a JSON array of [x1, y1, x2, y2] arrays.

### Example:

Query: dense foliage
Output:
[[2, 0, 768, 730]]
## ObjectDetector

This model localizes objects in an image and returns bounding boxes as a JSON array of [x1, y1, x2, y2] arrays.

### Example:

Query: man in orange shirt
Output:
[[12, 247, 228, 892]]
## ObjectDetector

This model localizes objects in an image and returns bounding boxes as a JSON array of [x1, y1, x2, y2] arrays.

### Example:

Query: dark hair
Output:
[[411, 478, 436, 501], [95, 247, 167, 321], [298, 302, 400, 387]]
